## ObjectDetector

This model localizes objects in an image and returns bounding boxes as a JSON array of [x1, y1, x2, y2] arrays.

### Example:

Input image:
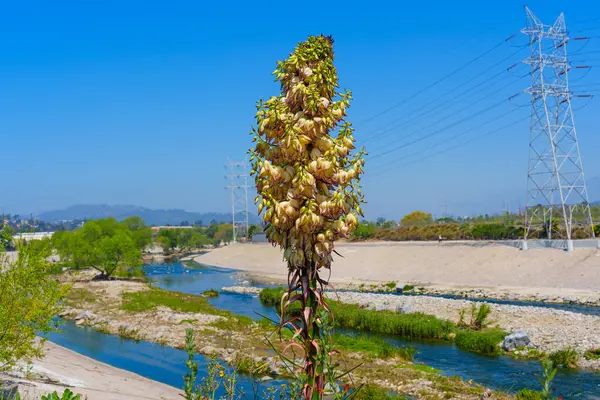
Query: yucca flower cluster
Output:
[[250, 35, 365, 271]]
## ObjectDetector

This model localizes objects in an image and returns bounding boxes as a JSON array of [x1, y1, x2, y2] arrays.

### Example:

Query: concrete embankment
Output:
[[196, 242, 600, 302]]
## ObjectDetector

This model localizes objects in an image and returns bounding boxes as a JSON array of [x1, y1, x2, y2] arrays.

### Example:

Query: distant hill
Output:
[[36, 204, 261, 226]]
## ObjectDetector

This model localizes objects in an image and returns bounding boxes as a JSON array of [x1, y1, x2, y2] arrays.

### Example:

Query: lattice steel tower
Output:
[[225, 159, 250, 243], [521, 7, 595, 251]]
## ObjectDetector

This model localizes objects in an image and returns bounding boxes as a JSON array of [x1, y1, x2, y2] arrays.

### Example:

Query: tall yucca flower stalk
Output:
[[250, 35, 365, 399]]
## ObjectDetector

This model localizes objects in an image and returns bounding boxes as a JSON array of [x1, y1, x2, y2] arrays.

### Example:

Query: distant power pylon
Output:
[[225, 159, 249, 243], [521, 7, 595, 251]]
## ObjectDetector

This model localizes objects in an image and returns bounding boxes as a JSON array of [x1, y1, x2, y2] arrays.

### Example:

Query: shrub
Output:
[[455, 328, 506, 356], [516, 388, 543, 400], [330, 302, 455, 340], [202, 289, 219, 298], [458, 303, 493, 330], [584, 348, 600, 360], [41, 389, 82, 400], [548, 348, 578, 368], [334, 334, 415, 360]]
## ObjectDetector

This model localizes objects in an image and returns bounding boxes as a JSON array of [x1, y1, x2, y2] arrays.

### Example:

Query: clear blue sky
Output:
[[2, 0, 599, 220]]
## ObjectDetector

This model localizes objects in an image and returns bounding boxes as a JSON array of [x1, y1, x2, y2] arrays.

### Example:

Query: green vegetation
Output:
[[548, 348, 578, 368], [515, 359, 559, 400], [40, 389, 82, 400], [458, 303, 493, 330], [331, 302, 455, 340], [402, 284, 414, 292], [333, 334, 415, 360], [454, 329, 506, 356], [202, 289, 219, 298], [584, 348, 600, 360], [52, 218, 146, 278], [258, 288, 509, 358], [408, 364, 441, 374], [401, 211, 433, 226], [0, 242, 68, 372], [351, 386, 406, 399]]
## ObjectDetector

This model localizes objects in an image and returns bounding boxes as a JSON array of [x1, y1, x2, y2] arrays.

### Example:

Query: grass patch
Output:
[[408, 363, 441, 373], [402, 284, 415, 292], [334, 334, 415, 360], [121, 287, 251, 326], [258, 287, 285, 306], [117, 325, 141, 342], [330, 302, 455, 340], [515, 388, 543, 400], [352, 386, 406, 399], [64, 287, 97, 305], [179, 319, 198, 325], [584, 348, 600, 360], [202, 289, 219, 298], [454, 328, 506, 356], [549, 348, 579, 368], [384, 281, 397, 290]]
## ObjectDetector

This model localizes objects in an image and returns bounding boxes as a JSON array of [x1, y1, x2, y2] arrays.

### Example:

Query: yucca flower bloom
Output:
[[250, 35, 365, 399]]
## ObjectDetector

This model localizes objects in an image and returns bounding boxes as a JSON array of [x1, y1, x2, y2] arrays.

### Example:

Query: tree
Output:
[[121, 216, 153, 249], [0, 224, 13, 252], [250, 35, 365, 399], [247, 225, 261, 239], [54, 218, 143, 278], [0, 241, 68, 371], [400, 210, 433, 226], [156, 229, 179, 253]]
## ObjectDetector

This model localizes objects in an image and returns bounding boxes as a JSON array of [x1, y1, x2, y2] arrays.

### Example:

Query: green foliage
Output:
[[121, 216, 153, 249], [400, 211, 433, 227], [330, 302, 455, 340], [351, 222, 376, 240], [40, 389, 82, 400], [333, 334, 415, 360], [548, 348, 578, 368], [156, 227, 215, 253], [202, 289, 219, 298], [458, 303, 493, 330], [402, 285, 414, 292], [0, 243, 68, 371], [470, 223, 522, 240], [454, 328, 506, 356], [594, 224, 600, 236], [52, 218, 143, 278], [584, 348, 600, 360], [516, 389, 543, 400], [259, 287, 285, 306], [0, 224, 14, 251], [351, 386, 405, 399]]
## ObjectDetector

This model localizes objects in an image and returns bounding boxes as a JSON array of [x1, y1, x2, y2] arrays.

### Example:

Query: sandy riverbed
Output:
[[2, 341, 180, 400], [196, 242, 600, 300]]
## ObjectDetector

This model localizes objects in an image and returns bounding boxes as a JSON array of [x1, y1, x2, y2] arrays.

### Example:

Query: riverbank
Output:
[[1, 341, 180, 400], [56, 270, 507, 399], [223, 286, 600, 370], [195, 242, 600, 305]]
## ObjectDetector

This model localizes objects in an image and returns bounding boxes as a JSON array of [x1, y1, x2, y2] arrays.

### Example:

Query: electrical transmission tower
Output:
[[522, 7, 595, 251], [225, 159, 249, 243]]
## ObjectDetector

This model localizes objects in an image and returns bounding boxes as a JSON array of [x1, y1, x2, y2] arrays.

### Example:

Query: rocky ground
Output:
[[56, 273, 509, 399], [224, 286, 600, 370]]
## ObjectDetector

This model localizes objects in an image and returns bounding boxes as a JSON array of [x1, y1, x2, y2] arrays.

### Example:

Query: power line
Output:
[[368, 75, 525, 154], [369, 115, 529, 175], [368, 107, 525, 174], [357, 33, 518, 125], [369, 96, 515, 161], [363, 45, 528, 145]]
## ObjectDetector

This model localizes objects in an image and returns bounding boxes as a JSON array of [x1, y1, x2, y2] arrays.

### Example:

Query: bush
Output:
[[351, 222, 376, 240], [330, 302, 455, 340], [41, 389, 82, 400], [584, 348, 600, 360], [548, 348, 578, 368], [202, 289, 219, 298], [516, 388, 543, 400], [455, 328, 506, 356], [458, 303, 493, 330]]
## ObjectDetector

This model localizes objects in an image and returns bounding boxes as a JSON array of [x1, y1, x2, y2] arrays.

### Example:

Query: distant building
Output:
[[12, 232, 54, 243]]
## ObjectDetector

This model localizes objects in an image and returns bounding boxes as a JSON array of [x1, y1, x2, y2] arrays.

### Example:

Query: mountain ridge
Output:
[[36, 204, 261, 226]]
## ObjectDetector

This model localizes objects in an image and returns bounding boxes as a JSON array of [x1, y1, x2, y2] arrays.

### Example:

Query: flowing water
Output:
[[45, 320, 286, 396], [48, 262, 600, 398]]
